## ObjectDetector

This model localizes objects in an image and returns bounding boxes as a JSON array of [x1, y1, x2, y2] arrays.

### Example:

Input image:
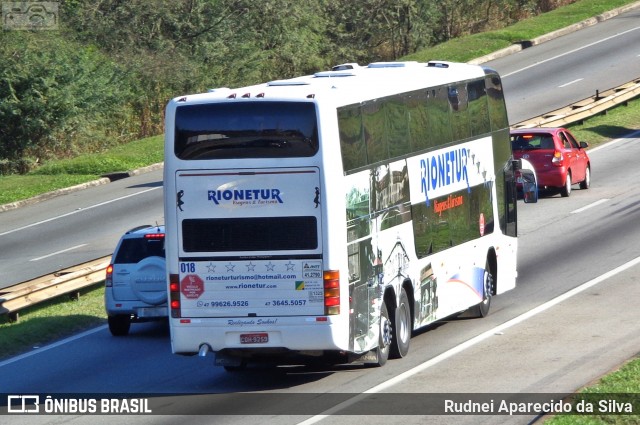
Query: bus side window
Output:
[[338, 105, 366, 171], [363, 100, 387, 164]]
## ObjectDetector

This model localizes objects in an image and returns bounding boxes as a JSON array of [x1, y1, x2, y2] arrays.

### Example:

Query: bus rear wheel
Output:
[[375, 301, 392, 366], [390, 288, 411, 359]]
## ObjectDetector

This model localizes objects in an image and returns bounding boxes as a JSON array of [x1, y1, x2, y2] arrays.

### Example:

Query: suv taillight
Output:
[[552, 150, 563, 166], [105, 264, 113, 287]]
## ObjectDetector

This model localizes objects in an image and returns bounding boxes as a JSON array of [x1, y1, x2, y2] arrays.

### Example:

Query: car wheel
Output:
[[579, 166, 590, 190], [561, 172, 572, 197], [108, 314, 131, 336]]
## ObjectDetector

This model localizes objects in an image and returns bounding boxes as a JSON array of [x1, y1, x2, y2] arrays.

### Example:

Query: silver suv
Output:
[[105, 225, 167, 336]]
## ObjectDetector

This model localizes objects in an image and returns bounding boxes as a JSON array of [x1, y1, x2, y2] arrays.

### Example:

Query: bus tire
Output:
[[470, 265, 493, 318], [390, 288, 411, 359], [375, 300, 391, 366]]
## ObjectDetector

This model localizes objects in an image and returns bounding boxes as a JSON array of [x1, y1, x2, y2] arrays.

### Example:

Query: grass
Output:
[[544, 357, 640, 424], [568, 100, 640, 146], [0, 285, 106, 360], [0, 0, 639, 419], [0, 135, 163, 205], [404, 0, 638, 63]]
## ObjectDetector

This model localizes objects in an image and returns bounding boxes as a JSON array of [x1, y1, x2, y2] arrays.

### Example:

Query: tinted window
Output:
[[182, 217, 318, 252], [338, 77, 492, 174], [174, 102, 319, 159], [407, 89, 431, 152], [449, 83, 470, 141], [363, 100, 387, 163], [485, 73, 509, 131], [412, 185, 494, 258], [338, 104, 367, 170], [468, 79, 490, 136], [386, 94, 411, 159], [428, 87, 453, 146], [115, 238, 165, 264], [511, 133, 554, 150]]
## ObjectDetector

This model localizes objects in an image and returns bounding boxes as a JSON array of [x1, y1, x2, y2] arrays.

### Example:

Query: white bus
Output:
[[163, 61, 537, 369]]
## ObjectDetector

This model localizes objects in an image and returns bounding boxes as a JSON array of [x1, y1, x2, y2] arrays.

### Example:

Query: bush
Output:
[[0, 31, 132, 174]]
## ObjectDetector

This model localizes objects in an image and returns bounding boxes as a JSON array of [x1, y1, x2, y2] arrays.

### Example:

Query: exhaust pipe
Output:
[[198, 344, 211, 358]]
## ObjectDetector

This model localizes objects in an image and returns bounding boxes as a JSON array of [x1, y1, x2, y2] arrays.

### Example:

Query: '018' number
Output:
[[180, 263, 196, 273]]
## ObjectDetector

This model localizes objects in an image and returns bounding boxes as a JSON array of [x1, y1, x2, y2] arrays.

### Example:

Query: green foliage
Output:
[[0, 31, 131, 172], [32, 134, 163, 175], [404, 0, 636, 63], [0, 134, 162, 205], [0, 174, 99, 205], [0, 0, 636, 177]]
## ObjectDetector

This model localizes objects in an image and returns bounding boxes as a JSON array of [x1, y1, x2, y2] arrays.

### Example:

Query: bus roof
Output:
[[171, 61, 493, 108]]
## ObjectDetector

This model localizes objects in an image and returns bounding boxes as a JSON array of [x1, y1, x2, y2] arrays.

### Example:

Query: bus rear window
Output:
[[174, 102, 319, 159], [182, 217, 318, 252]]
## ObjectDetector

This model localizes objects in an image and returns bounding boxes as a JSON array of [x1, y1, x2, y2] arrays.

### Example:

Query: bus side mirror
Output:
[[513, 158, 538, 203]]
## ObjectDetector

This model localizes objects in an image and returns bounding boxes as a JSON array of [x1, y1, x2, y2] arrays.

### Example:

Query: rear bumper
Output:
[[105, 291, 167, 318], [531, 167, 566, 188], [169, 316, 349, 355]]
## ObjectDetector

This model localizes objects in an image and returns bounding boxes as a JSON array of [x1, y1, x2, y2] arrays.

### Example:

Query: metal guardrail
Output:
[[1, 78, 639, 322], [0, 256, 111, 322], [512, 77, 640, 129]]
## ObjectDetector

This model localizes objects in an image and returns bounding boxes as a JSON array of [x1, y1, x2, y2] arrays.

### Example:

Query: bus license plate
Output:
[[240, 333, 268, 344]]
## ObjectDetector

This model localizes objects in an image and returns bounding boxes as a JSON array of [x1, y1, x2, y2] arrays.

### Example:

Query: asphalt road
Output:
[[2, 132, 640, 425], [491, 3, 640, 123], [0, 170, 164, 287]]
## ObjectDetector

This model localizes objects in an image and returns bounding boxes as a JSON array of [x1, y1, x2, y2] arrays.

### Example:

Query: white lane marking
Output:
[[559, 78, 583, 88], [571, 198, 609, 214], [30, 244, 88, 261], [0, 187, 160, 237], [502, 26, 640, 78], [297, 254, 640, 424], [588, 129, 640, 154]]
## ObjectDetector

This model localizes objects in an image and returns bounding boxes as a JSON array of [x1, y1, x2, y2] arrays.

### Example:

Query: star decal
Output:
[[207, 262, 216, 273]]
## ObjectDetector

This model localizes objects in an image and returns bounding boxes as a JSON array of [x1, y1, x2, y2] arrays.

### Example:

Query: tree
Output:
[[0, 31, 130, 173], [322, 0, 438, 63]]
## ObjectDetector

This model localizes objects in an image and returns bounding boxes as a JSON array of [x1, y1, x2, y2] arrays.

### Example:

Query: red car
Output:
[[511, 127, 591, 197]]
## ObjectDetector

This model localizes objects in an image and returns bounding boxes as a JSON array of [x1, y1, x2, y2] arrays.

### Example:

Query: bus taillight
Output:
[[323, 270, 340, 315], [169, 274, 181, 318]]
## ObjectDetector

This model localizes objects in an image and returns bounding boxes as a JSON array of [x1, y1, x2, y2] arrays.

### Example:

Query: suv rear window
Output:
[[114, 238, 165, 264]]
